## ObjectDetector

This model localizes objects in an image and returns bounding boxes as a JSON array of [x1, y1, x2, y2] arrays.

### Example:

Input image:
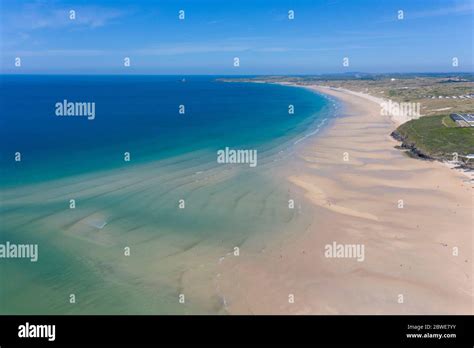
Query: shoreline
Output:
[[274, 81, 473, 181], [218, 85, 473, 314], [1, 80, 471, 314], [0, 81, 331, 314]]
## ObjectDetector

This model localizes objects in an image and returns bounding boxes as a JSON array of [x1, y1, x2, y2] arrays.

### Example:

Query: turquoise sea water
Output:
[[0, 75, 334, 314], [1, 75, 328, 186]]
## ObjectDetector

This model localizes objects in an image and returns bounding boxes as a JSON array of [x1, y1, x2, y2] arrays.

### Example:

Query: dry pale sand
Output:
[[217, 85, 473, 314]]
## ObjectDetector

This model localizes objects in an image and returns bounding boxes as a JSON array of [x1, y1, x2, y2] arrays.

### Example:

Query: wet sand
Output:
[[1, 84, 471, 314], [218, 85, 473, 314]]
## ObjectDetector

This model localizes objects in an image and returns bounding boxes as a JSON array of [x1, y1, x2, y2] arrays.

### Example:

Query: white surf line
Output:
[[294, 118, 328, 145]]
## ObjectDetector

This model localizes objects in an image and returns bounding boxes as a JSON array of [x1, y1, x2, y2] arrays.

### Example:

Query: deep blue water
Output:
[[0, 75, 329, 186]]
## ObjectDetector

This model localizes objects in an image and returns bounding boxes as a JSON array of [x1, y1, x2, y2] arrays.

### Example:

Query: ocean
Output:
[[0, 75, 334, 314]]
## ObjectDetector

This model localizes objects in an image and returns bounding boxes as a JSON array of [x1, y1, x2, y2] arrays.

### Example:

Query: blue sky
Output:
[[1, 0, 473, 74]]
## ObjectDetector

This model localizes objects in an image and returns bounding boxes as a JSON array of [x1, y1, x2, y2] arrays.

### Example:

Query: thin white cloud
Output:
[[379, 1, 473, 22], [10, 49, 107, 57], [406, 1, 473, 19], [7, 42, 374, 58], [135, 43, 252, 55], [3, 3, 126, 31]]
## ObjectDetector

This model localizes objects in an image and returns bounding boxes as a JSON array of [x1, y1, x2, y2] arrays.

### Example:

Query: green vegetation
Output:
[[221, 74, 474, 167], [395, 115, 474, 162], [441, 115, 457, 128], [220, 74, 474, 116]]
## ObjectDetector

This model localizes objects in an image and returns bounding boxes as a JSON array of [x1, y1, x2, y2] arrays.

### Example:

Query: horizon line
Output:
[[1, 72, 473, 77]]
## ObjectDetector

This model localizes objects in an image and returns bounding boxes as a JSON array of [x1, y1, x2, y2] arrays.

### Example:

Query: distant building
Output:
[[450, 113, 474, 127]]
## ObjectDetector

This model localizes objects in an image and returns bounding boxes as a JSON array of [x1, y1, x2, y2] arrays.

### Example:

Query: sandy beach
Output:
[[218, 85, 473, 314], [1, 81, 471, 315]]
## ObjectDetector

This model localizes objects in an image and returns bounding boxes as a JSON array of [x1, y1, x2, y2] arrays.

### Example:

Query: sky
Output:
[[0, 0, 473, 74]]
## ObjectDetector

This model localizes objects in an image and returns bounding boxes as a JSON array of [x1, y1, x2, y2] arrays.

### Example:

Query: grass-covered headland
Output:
[[391, 115, 474, 168]]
